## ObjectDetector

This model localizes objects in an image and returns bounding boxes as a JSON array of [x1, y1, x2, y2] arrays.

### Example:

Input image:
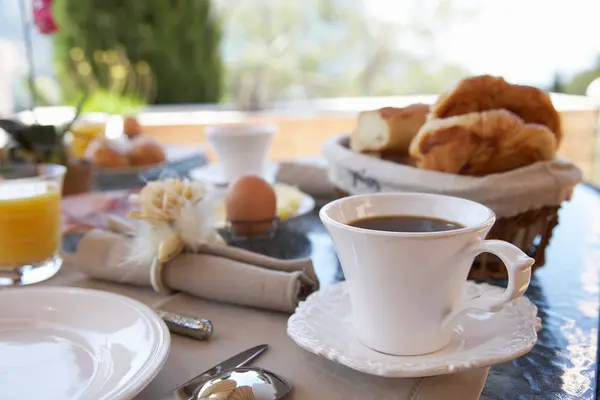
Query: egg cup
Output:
[[223, 216, 280, 243]]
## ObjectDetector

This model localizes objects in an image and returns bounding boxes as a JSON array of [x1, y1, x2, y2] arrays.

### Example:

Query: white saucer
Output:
[[287, 281, 541, 378], [189, 161, 279, 186], [0, 287, 170, 400]]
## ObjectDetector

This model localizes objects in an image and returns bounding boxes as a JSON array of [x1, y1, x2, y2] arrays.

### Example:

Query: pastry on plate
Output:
[[127, 136, 166, 166], [409, 109, 557, 175], [351, 103, 430, 153], [429, 75, 562, 144], [123, 115, 142, 139], [86, 137, 129, 168]]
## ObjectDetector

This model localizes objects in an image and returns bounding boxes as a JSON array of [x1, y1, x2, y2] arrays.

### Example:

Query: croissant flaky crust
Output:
[[409, 109, 557, 176], [351, 103, 430, 153], [429, 75, 562, 144]]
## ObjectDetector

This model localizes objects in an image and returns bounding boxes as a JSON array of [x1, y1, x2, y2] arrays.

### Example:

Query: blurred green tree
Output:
[[216, 0, 477, 110], [52, 0, 222, 106], [564, 56, 600, 95], [549, 72, 566, 93]]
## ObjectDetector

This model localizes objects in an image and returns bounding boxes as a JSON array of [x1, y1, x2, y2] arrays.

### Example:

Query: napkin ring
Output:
[[149, 234, 185, 294], [150, 257, 172, 294]]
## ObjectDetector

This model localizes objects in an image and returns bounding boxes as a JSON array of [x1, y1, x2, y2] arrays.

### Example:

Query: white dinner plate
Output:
[[0, 287, 170, 400]]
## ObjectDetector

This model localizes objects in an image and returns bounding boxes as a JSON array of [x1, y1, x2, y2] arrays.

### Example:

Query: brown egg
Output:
[[123, 115, 142, 138], [225, 175, 277, 236], [127, 136, 166, 166]]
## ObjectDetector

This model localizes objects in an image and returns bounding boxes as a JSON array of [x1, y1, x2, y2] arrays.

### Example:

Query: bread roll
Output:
[[350, 103, 430, 153], [85, 137, 129, 168], [123, 115, 142, 138], [127, 135, 166, 166], [409, 109, 557, 175]]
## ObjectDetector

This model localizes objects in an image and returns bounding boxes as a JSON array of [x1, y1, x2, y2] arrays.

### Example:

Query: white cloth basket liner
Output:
[[323, 135, 582, 218]]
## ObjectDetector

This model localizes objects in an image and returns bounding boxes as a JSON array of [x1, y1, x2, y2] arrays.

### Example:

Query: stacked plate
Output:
[[0, 287, 170, 399]]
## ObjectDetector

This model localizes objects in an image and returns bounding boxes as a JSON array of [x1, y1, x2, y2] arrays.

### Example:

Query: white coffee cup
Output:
[[205, 123, 276, 184], [319, 192, 533, 356]]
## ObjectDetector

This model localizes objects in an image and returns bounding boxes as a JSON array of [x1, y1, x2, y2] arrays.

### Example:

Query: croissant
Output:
[[429, 75, 562, 144], [351, 103, 430, 153], [409, 109, 557, 176]]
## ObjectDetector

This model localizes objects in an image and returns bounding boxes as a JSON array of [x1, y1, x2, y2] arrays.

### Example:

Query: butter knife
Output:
[[156, 344, 269, 400], [156, 309, 213, 341]]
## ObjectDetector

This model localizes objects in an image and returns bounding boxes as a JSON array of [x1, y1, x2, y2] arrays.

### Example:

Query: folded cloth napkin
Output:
[[61, 190, 134, 233], [62, 229, 318, 313], [276, 160, 337, 205]]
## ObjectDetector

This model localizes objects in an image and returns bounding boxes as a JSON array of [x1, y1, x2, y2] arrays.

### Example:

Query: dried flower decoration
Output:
[[129, 178, 207, 223], [125, 177, 224, 293]]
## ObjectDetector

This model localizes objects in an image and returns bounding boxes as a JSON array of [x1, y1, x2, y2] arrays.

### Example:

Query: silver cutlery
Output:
[[157, 344, 269, 400], [155, 309, 213, 341], [194, 366, 291, 400]]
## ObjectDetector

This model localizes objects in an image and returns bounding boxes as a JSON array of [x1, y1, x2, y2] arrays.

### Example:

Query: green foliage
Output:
[[564, 58, 600, 95], [0, 96, 85, 166], [78, 90, 145, 115], [217, 0, 474, 109], [52, 0, 223, 105], [548, 73, 566, 93]]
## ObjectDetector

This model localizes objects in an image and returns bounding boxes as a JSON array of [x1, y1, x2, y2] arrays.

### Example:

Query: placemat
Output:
[[45, 263, 489, 400]]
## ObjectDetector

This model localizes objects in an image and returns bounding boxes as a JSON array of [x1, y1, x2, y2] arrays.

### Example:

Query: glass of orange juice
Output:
[[0, 164, 65, 286]]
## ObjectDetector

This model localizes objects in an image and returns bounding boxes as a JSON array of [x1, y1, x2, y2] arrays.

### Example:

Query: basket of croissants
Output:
[[323, 75, 583, 280]]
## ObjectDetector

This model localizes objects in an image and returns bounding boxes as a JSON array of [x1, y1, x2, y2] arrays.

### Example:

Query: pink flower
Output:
[[32, 0, 58, 35]]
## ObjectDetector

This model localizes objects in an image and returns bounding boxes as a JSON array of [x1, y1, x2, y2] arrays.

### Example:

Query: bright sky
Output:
[[366, 0, 600, 86]]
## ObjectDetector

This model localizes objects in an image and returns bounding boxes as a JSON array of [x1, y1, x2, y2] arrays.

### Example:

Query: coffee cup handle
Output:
[[442, 239, 534, 329]]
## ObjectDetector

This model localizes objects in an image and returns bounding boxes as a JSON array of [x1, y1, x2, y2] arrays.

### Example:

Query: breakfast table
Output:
[[46, 164, 600, 399]]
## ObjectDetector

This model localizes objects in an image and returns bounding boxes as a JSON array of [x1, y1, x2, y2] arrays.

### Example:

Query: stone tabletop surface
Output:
[[233, 184, 600, 399], [63, 182, 600, 399]]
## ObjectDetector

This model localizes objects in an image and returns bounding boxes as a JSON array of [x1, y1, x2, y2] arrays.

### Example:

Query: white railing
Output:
[[15, 93, 599, 127]]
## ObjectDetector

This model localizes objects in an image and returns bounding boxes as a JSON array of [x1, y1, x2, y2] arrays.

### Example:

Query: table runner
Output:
[[45, 262, 489, 400], [48, 162, 491, 399]]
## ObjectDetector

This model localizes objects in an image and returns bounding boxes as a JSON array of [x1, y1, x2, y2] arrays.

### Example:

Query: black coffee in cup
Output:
[[348, 215, 464, 233]]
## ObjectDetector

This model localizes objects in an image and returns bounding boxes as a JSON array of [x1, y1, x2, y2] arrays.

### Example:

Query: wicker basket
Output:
[[325, 135, 581, 281]]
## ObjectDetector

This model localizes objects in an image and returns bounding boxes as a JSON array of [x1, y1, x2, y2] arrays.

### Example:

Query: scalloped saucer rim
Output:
[[287, 281, 542, 378], [189, 161, 279, 186]]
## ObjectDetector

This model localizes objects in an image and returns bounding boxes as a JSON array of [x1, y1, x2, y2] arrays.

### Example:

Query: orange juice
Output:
[[0, 181, 61, 268], [69, 123, 106, 159]]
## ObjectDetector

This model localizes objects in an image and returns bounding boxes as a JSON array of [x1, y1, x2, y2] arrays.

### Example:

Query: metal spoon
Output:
[[193, 367, 291, 400]]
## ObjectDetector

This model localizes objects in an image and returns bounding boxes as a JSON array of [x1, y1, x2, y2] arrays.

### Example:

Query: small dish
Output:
[[97, 146, 207, 191], [0, 287, 170, 399], [213, 185, 316, 228], [189, 161, 279, 187], [99, 145, 206, 176], [287, 281, 541, 378]]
